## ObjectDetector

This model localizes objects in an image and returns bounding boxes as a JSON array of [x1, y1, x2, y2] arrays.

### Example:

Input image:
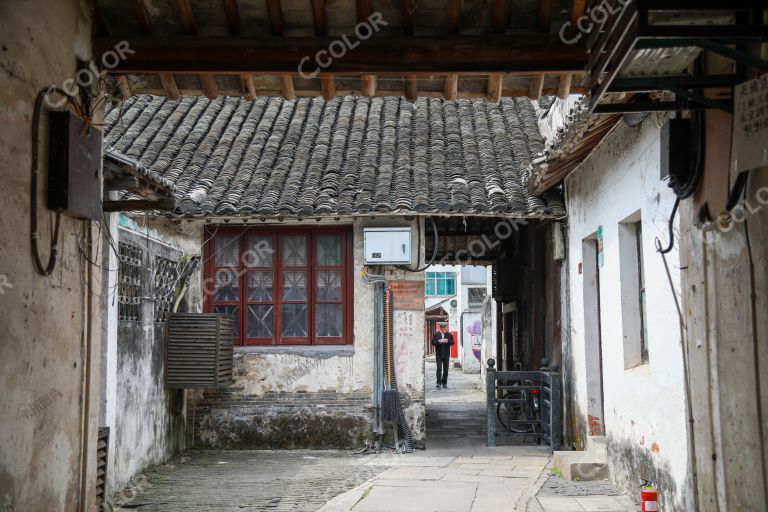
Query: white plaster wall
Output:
[[564, 117, 689, 508]]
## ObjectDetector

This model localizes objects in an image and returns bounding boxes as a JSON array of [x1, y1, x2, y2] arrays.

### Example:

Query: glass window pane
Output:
[[214, 269, 239, 301], [245, 235, 273, 267], [214, 305, 239, 337], [447, 278, 456, 296], [437, 279, 447, 296], [282, 271, 307, 301], [282, 235, 307, 267], [316, 270, 342, 301], [317, 235, 342, 266], [316, 304, 342, 337], [426, 280, 435, 296], [214, 233, 240, 267], [248, 271, 273, 302], [281, 304, 308, 337], [247, 304, 274, 339]]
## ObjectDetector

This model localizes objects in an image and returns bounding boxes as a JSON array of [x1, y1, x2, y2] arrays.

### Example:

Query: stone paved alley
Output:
[[116, 359, 634, 512]]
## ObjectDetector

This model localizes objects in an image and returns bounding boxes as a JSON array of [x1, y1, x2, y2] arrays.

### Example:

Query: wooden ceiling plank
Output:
[[117, 76, 132, 99], [402, 0, 415, 35], [444, 74, 458, 100], [266, 0, 284, 36], [556, 73, 572, 99], [528, 75, 544, 99], [491, 0, 508, 34], [487, 73, 502, 102], [199, 73, 218, 99], [131, 0, 153, 35], [320, 75, 336, 100], [356, 0, 371, 23], [447, 0, 462, 34], [95, 35, 587, 74], [222, 0, 240, 36], [176, 0, 197, 35], [159, 73, 180, 100], [405, 75, 418, 101], [281, 76, 296, 100], [571, 0, 586, 30], [537, 0, 555, 33], [311, 0, 328, 36], [361, 75, 376, 97]]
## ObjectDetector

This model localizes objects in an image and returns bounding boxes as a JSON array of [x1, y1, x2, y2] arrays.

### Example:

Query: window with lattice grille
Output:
[[154, 256, 179, 323], [118, 241, 142, 321]]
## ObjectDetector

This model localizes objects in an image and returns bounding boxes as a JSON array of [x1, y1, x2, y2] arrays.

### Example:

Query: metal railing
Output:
[[485, 358, 562, 449]]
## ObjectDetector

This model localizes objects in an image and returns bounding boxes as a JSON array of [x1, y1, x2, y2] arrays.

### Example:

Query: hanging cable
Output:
[[30, 88, 75, 275], [397, 216, 439, 273]]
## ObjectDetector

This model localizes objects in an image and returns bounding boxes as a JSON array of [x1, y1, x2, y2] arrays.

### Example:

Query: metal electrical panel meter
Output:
[[363, 227, 412, 264]]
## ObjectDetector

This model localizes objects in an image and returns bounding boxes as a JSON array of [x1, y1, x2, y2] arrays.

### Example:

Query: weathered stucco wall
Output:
[[107, 225, 190, 493], [190, 217, 426, 449], [0, 1, 102, 510], [564, 116, 690, 510]]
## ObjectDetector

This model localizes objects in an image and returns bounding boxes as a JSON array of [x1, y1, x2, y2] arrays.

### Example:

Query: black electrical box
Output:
[[660, 118, 692, 182], [47, 111, 103, 220]]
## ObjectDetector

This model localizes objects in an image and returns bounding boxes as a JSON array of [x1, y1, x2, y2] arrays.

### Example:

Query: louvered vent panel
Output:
[[166, 313, 234, 389], [96, 427, 109, 511]]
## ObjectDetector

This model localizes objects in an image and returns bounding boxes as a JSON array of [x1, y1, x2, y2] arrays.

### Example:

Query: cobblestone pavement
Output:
[[113, 450, 390, 512]]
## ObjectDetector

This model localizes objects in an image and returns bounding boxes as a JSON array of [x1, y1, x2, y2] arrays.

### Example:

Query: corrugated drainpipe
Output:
[[78, 221, 95, 512], [373, 280, 384, 434]]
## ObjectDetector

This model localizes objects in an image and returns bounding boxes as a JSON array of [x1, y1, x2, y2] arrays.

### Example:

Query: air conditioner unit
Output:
[[165, 313, 234, 389]]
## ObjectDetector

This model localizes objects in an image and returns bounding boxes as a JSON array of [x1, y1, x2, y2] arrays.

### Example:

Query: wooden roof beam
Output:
[[320, 75, 336, 100], [402, 0, 415, 35], [557, 74, 572, 99], [200, 74, 218, 99], [266, 0, 284, 36], [405, 75, 418, 101], [361, 75, 376, 97], [96, 35, 587, 74], [487, 74, 502, 102], [222, 0, 240, 36], [159, 73, 180, 100], [281, 76, 296, 100], [444, 75, 458, 100], [528, 75, 544, 99], [131, 0, 153, 34], [241, 74, 256, 100], [176, 0, 197, 35], [356, 0, 371, 23], [117, 76, 132, 99], [538, 0, 555, 33], [447, 0, 462, 34], [311, 0, 328, 36], [491, 0, 507, 34]]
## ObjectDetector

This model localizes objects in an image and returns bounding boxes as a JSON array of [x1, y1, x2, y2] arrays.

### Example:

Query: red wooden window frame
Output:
[[203, 225, 353, 346]]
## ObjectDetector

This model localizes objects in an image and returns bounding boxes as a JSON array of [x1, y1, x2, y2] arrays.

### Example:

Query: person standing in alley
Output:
[[432, 322, 455, 389]]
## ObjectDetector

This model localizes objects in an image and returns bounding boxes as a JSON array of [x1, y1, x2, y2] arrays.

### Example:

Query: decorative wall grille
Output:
[[153, 256, 179, 323], [118, 241, 143, 321]]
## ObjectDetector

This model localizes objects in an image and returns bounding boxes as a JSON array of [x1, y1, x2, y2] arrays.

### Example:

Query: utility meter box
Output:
[[363, 227, 412, 264]]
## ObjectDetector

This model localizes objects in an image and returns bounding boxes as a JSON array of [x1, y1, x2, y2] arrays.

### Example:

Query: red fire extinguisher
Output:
[[640, 488, 658, 511]]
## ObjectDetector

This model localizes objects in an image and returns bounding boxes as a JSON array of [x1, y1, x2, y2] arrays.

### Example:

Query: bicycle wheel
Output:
[[496, 387, 533, 433]]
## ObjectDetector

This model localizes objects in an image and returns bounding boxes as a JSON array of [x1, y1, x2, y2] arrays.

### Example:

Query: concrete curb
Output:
[[516, 460, 553, 512]]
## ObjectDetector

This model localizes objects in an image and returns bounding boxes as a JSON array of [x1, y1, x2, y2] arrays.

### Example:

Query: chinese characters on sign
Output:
[[732, 75, 768, 173], [389, 280, 425, 310]]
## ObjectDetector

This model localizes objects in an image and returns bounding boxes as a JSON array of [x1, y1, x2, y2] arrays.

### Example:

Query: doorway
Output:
[[581, 236, 605, 436]]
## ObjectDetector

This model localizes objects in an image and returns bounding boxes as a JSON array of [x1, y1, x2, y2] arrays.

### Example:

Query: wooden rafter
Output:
[[487, 74, 502, 102], [355, 0, 370, 23], [537, 0, 555, 33], [311, 0, 328, 36], [401, 0, 415, 35], [361, 75, 376, 97], [571, 0, 586, 30], [491, 0, 508, 34], [131, 0, 153, 34], [320, 75, 336, 100], [266, 0, 284, 36], [556, 74, 572, 99], [200, 74, 218, 99], [447, 0, 462, 34], [117, 76, 132, 99], [281, 76, 296, 100], [444, 75, 458, 100], [222, 0, 240, 36], [96, 35, 587, 74], [241, 74, 256, 100], [176, 0, 197, 34], [159, 73, 180, 100], [405, 75, 418, 101], [528, 75, 544, 99]]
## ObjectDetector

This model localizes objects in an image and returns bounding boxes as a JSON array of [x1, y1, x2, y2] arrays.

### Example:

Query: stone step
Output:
[[552, 442, 608, 481]]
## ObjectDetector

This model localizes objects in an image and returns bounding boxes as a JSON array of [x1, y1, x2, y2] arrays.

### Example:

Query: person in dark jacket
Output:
[[431, 322, 455, 389]]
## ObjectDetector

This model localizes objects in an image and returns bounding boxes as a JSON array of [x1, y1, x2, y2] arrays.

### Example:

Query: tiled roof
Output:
[[105, 95, 564, 218]]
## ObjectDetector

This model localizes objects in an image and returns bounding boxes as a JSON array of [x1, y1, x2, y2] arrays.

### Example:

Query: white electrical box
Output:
[[363, 227, 412, 264]]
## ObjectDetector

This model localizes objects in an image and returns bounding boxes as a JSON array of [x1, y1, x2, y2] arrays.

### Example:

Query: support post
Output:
[[486, 358, 497, 447]]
